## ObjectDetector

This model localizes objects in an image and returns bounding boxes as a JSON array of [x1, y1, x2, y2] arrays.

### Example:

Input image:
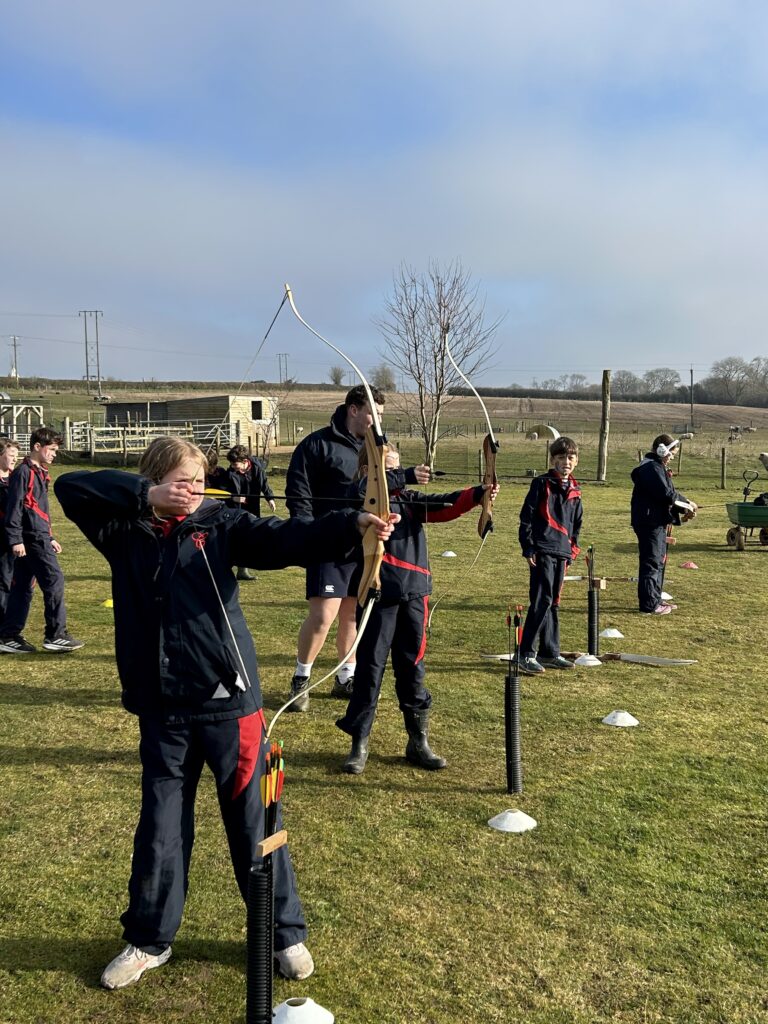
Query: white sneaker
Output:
[[100, 943, 172, 990], [274, 942, 314, 980]]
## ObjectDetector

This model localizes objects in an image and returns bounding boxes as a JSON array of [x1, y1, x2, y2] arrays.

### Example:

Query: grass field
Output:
[[1, 437, 767, 1024]]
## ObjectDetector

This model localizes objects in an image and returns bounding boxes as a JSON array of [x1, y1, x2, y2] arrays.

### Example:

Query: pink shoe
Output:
[[652, 604, 672, 615], [662, 602, 678, 611]]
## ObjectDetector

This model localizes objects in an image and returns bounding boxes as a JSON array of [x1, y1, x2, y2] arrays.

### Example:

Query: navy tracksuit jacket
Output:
[[630, 453, 690, 612], [518, 471, 582, 658], [1, 457, 66, 639], [218, 457, 275, 517], [336, 470, 484, 740], [55, 469, 361, 953]]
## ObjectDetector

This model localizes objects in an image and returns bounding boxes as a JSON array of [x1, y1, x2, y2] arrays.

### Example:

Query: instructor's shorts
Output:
[[306, 559, 357, 600]]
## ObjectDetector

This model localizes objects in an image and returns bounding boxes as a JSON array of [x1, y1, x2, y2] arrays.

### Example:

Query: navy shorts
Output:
[[306, 559, 357, 600]]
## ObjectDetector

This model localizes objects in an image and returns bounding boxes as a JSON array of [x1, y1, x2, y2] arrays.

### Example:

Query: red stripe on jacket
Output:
[[23, 460, 51, 531], [382, 552, 431, 576]]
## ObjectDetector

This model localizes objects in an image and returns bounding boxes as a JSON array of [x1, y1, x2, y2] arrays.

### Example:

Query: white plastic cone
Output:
[[441, 550, 457, 557], [661, 591, 673, 601], [272, 997, 334, 1024], [602, 710, 639, 727], [488, 809, 538, 833], [574, 653, 602, 666], [599, 627, 624, 639]]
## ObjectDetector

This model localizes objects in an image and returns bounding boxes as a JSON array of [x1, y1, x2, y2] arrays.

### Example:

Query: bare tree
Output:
[[643, 367, 681, 395], [257, 379, 296, 459], [709, 356, 751, 402], [613, 369, 644, 397], [329, 366, 345, 386], [370, 363, 396, 391], [376, 261, 501, 467]]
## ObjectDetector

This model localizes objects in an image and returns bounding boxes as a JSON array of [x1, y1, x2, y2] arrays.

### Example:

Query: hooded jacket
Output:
[[4, 457, 55, 546], [519, 470, 582, 561], [630, 453, 689, 530], [55, 469, 360, 723], [219, 456, 274, 517], [286, 404, 362, 519]]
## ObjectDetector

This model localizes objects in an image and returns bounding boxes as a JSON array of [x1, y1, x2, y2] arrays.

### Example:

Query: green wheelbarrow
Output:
[[726, 472, 768, 550]]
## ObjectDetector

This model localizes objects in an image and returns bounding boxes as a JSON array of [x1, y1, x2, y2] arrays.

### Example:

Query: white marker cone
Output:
[[599, 627, 624, 639], [441, 550, 457, 557], [574, 653, 602, 666], [272, 997, 334, 1024], [488, 809, 538, 833], [661, 591, 673, 601], [602, 710, 639, 728]]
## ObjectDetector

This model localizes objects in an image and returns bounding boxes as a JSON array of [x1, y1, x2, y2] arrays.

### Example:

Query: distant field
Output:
[[7, 380, 768, 441]]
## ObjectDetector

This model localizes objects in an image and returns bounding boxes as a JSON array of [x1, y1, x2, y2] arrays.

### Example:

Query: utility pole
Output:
[[79, 310, 104, 398], [277, 353, 289, 384], [689, 365, 694, 431], [9, 336, 19, 386]]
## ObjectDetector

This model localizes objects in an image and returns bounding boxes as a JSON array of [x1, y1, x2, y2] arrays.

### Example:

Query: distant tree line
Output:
[[469, 356, 768, 407]]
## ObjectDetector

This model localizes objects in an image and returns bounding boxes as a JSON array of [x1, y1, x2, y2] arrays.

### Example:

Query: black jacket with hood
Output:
[[55, 469, 360, 724], [286, 404, 362, 519], [630, 453, 690, 531]]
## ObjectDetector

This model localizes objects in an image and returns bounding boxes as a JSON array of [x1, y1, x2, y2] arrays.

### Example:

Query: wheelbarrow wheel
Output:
[[726, 527, 738, 546], [760, 527, 768, 546]]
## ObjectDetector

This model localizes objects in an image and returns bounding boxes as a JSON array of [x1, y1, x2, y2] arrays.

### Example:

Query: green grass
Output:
[[1, 447, 767, 1024]]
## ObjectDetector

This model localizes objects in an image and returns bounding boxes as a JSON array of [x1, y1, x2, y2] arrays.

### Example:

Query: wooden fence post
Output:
[[721, 447, 727, 489]]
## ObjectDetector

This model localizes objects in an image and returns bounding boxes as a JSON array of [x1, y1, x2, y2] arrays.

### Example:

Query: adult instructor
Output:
[[285, 384, 386, 710]]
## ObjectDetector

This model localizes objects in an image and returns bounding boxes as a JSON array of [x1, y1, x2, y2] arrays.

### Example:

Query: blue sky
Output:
[[1, 1, 767, 385]]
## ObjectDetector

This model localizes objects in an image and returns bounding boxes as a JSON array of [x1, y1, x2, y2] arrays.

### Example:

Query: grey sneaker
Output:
[[520, 655, 546, 676], [42, 633, 85, 652], [331, 674, 354, 698], [236, 567, 255, 581], [100, 943, 172, 990], [539, 655, 575, 670], [286, 675, 310, 712], [274, 942, 314, 981], [0, 634, 37, 654]]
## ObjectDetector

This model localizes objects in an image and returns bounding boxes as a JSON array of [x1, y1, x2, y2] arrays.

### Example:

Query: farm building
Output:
[[104, 394, 279, 452]]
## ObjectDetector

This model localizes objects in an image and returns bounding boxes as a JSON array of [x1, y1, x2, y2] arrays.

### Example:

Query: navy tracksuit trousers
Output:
[[520, 554, 567, 659], [120, 710, 306, 955], [0, 536, 66, 638], [336, 596, 432, 740], [634, 525, 667, 612], [0, 550, 16, 619]]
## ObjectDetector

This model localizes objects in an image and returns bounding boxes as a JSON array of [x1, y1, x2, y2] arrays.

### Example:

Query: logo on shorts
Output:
[[324, 585, 335, 593]]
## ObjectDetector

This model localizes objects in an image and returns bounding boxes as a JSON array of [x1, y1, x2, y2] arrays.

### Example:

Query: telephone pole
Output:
[[689, 365, 694, 430], [9, 336, 19, 386], [277, 353, 289, 383], [79, 310, 104, 397]]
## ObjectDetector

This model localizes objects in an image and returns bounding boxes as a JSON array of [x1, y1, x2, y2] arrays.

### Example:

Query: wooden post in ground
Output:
[[597, 369, 611, 482], [721, 447, 727, 489]]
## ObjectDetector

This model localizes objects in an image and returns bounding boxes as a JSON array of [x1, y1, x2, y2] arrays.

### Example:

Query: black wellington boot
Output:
[[403, 710, 447, 770], [342, 735, 370, 775]]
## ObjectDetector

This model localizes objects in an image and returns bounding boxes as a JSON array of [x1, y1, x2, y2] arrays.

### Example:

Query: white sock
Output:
[[296, 660, 313, 679], [337, 663, 355, 684]]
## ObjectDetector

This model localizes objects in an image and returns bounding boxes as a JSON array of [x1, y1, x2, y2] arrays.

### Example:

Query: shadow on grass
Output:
[[0, 744, 135, 766], [0, 936, 244, 986], [285, 747, 487, 794], [0, 683, 114, 706]]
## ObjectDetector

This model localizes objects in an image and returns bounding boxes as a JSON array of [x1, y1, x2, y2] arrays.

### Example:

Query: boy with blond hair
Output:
[[55, 436, 395, 990]]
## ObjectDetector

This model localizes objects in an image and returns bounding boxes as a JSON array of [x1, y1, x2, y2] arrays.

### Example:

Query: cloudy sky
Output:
[[1, 1, 766, 385]]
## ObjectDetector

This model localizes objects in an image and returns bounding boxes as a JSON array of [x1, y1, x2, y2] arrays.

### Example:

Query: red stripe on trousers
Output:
[[232, 708, 266, 800], [415, 596, 429, 664]]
